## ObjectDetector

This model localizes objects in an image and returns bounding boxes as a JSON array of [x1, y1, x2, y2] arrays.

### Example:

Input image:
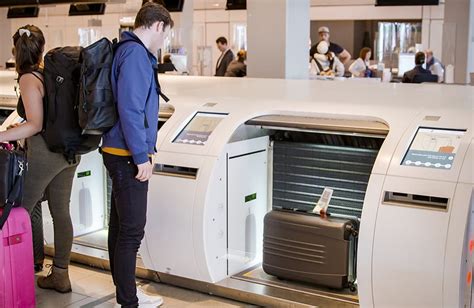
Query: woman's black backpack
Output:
[[42, 38, 115, 163]]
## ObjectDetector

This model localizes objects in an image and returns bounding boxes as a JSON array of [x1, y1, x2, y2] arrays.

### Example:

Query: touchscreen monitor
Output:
[[401, 127, 466, 170], [173, 112, 227, 145]]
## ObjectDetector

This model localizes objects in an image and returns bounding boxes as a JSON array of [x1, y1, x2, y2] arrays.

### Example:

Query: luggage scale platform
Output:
[[229, 265, 359, 307]]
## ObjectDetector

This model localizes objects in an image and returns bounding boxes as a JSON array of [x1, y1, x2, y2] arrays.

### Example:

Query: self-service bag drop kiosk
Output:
[[3, 70, 472, 307], [137, 76, 473, 307]]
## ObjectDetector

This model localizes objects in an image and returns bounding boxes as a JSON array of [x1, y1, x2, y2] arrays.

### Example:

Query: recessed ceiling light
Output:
[[213, 3, 220, 7]]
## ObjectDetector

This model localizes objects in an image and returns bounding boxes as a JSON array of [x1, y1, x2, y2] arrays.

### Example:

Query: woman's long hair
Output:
[[12, 25, 45, 75]]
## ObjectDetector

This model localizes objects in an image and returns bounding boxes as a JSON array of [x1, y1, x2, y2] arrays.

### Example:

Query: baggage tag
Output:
[[312, 188, 333, 215]]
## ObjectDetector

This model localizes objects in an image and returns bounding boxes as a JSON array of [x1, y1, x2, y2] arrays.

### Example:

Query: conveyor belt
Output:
[[272, 141, 380, 218]]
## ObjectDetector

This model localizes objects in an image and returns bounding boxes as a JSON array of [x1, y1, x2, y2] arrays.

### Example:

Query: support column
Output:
[[0, 8, 11, 66], [181, 0, 193, 73], [468, 0, 474, 84], [169, 0, 193, 73], [247, 0, 310, 79], [442, 0, 471, 84]]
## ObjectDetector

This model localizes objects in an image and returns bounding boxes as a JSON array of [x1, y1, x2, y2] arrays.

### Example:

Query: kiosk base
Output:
[[45, 244, 359, 307]]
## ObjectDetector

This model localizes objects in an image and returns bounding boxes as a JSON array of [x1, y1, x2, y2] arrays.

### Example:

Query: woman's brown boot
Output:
[[37, 265, 72, 293]]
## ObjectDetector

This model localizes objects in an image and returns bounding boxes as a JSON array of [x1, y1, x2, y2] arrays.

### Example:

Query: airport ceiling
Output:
[[193, 0, 376, 10]]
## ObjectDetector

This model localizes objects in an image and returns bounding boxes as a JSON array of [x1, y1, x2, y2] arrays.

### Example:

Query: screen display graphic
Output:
[[173, 112, 227, 146], [402, 127, 466, 170]]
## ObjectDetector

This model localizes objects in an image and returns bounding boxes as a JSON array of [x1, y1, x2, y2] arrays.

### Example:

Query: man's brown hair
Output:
[[142, 0, 165, 5], [134, 2, 174, 30], [216, 37, 227, 45]]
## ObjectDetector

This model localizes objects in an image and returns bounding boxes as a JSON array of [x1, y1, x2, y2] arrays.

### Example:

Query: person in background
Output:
[[0, 25, 80, 294], [225, 50, 247, 77], [310, 40, 345, 77], [158, 53, 177, 73], [310, 26, 352, 64], [101, 3, 173, 306], [425, 49, 444, 83], [215, 36, 234, 76], [402, 51, 437, 83], [163, 54, 172, 64], [349, 47, 372, 78]]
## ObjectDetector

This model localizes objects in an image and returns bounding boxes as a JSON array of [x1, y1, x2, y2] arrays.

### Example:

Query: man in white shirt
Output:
[[215, 36, 234, 76]]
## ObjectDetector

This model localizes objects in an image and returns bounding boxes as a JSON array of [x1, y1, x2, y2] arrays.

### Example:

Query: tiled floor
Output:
[[35, 260, 256, 308]]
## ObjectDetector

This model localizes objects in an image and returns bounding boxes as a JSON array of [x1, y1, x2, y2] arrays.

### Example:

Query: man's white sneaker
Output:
[[136, 287, 164, 307]]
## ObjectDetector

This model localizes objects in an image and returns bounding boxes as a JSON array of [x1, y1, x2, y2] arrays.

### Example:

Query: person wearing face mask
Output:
[[349, 47, 373, 78], [311, 40, 345, 77], [100, 3, 173, 307], [225, 50, 247, 77]]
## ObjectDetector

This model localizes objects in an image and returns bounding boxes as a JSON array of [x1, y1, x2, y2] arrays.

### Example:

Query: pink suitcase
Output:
[[0, 207, 35, 308]]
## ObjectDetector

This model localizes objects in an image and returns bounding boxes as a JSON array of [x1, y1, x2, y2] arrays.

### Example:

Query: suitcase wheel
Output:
[[348, 282, 357, 292]]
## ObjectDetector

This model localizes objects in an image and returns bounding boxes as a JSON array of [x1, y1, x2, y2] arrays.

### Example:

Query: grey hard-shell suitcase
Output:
[[262, 210, 358, 290]]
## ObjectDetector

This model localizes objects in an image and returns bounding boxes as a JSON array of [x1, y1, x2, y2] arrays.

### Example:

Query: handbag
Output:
[[0, 143, 27, 230]]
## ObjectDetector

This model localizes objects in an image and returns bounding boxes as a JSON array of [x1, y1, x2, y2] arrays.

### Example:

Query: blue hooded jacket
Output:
[[102, 31, 160, 165]]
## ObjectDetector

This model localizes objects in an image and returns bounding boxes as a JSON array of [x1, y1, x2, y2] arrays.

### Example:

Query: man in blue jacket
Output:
[[101, 3, 173, 307]]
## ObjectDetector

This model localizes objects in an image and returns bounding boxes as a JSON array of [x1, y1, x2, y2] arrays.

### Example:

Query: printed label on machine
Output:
[[173, 112, 227, 145], [402, 127, 466, 170]]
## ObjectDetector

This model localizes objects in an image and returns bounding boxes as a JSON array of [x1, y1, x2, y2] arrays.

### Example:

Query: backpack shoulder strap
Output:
[[113, 37, 170, 103], [329, 57, 335, 70], [18, 71, 44, 86], [31, 71, 44, 85], [314, 58, 324, 72]]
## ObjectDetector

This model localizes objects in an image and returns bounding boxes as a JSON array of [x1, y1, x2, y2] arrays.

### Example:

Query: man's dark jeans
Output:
[[103, 153, 148, 308]]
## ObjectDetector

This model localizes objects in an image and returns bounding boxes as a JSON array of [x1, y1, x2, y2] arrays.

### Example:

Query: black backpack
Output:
[[78, 38, 117, 135], [78, 37, 169, 135], [42, 46, 101, 164], [43, 37, 169, 163], [43, 39, 121, 163]]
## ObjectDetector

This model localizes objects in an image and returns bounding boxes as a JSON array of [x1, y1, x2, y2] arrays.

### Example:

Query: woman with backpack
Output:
[[0, 24, 79, 293]]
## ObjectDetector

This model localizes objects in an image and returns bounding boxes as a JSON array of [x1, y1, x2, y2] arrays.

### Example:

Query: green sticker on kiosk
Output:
[[245, 193, 257, 203], [77, 170, 91, 178]]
